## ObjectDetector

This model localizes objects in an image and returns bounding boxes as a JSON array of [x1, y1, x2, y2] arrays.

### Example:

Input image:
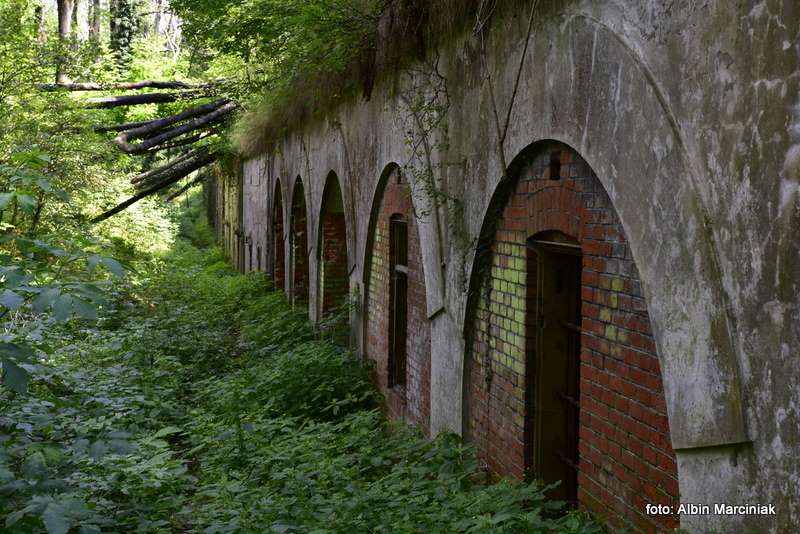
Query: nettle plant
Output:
[[0, 150, 126, 394]]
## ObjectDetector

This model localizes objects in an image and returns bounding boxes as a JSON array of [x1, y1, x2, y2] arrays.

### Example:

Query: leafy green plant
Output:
[[0, 148, 69, 233], [0, 150, 131, 394], [1, 192, 607, 532]]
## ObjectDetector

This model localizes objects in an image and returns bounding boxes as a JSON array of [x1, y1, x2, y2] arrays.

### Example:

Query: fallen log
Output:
[[144, 128, 222, 154], [114, 101, 237, 154], [92, 150, 217, 223], [85, 90, 212, 109], [40, 80, 219, 91], [166, 173, 208, 201], [130, 149, 202, 185], [113, 99, 228, 146]]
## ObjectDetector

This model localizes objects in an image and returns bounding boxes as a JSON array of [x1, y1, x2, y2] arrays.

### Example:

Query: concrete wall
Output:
[[207, 164, 244, 272], [219, 1, 800, 531]]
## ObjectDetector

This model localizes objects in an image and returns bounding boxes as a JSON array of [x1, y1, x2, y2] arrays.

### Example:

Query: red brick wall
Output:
[[320, 211, 348, 316], [366, 168, 431, 434], [319, 177, 349, 321], [466, 143, 679, 532], [273, 185, 285, 291], [291, 180, 309, 306]]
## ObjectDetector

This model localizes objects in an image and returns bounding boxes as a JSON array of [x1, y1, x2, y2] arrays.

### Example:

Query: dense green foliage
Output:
[[170, 0, 385, 153], [0, 0, 215, 228], [173, 0, 382, 84], [0, 0, 205, 396], [0, 3, 623, 533], [0, 2, 121, 227], [172, 0, 385, 71], [168, 0, 533, 154], [0, 197, 608, 533]]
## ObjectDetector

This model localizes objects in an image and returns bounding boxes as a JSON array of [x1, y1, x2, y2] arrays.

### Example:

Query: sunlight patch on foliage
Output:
[[1, 198, 608, 533]]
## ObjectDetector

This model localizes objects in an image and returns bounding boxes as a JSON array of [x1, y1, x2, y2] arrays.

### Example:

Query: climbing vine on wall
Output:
[[465, 0, 540, 390], [398, 55, 478, 291]]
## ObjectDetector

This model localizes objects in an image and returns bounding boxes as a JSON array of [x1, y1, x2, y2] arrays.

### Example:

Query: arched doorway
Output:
[[273, 180, 285, 292], [318, 172, 350, 339], [524, 230, 582, 504], [464, 141, 679, 532], [290, 177, 309, 308], [363, 164, 431, 434]]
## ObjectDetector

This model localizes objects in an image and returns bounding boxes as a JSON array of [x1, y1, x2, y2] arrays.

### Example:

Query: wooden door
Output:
[[526, 239, 581, 505]]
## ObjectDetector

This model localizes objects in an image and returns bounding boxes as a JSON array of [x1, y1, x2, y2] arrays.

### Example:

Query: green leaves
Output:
[[0, 240, 121, 397], [15, 193, 37, 213], [0, 289, 23, 311], [41, 503, 70, 534], [0, 208, 606, 534], [0, 191, 37, 213], [1, 357, 29, 394], [153, 426, 183, 439], [0, 342, 33, 394], [0, 192, 13, 210], [87, 255, 127, 278], [31, 288, 59, 314], [0, 149, 63, 222]]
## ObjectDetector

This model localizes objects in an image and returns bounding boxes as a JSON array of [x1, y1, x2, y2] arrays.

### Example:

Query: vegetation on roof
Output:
[[171, 0, 534, 155]]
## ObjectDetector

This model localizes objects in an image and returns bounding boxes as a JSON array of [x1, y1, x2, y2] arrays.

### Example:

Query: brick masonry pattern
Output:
[[291, 180, 309, 306], [274, 184, 285, 290], [466, 143, 679, 532], [366, 169, 431, 433]]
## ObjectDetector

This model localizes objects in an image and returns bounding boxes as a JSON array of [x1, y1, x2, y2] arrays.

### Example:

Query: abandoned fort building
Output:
[[205, 2, 800, 532]]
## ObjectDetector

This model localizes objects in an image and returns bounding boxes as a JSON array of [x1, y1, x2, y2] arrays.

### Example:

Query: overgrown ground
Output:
[[0, 198, 607, 533]]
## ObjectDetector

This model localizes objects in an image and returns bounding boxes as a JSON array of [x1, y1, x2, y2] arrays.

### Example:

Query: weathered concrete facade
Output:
[[212, 2, 800, 532]]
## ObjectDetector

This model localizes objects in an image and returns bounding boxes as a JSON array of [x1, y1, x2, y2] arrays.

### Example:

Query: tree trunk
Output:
[[75, 0, 90, 42], [41, 80, 217, 91], [112, 98, 227, 139], [152, 0, 163, 36], [114, 101, 236, 153], [90, 0, 101, 38], [34, 3, 47, 42], [130, 149, 200, 185], [144, 128, 220, 153], [92, 150, 217, 223], [110, 0, 136, 66], [84, 90, 212, 108], [56, 0, 76, 83]]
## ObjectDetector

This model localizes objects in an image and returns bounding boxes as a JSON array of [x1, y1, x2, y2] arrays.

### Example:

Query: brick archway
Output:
[[363, 164, 431, 433], [318, 172, 349, 332], [290, 177, 309, 307], [464, 141, 679, 532], [273, 180, 285, 292]]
